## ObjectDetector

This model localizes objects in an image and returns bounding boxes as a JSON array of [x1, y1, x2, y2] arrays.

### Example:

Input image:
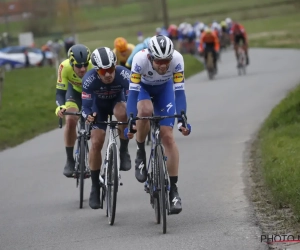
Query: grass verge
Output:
[[250, 83, 300, 235], [0, 54, 203, 151]]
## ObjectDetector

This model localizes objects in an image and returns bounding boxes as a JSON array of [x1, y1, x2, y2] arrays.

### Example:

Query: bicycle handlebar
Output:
[[58, 110, 128, 129], [58, 111, 82, 129], [127, 110, 188, 133]]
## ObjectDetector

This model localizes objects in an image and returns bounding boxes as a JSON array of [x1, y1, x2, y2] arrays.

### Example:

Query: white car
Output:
[[0, 46, 52, 71]]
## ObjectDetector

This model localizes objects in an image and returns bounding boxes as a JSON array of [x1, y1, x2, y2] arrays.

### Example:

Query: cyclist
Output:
[[125, 37, 151, 70], [178, 22, 196, 54], [125, 35, 191, 215], [211, 20, 221, 39], [55, 44, 93, 178], [220, 21, 230, 49], [167, 24, 178, 42], [230, 22, 249, 65], [199, 28, 220, 73], [225, 17, 233, 33], [194, 21, 205, 50], [82, 47, 131, 209], [113, 37, 135, 68]]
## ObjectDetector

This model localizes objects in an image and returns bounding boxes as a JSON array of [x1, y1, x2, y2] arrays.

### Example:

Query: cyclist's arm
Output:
[[241, 26, 248, 44], [120, 67, 130, 101], [173, 54, 187, 119], [55, 63, 68, 106], [81, 76, 94, 118], [199, 33, 205, 52], [126, 71, 141, 117], [214, 33, 220, 52], [56, 89, 66, 106], [125, 43, 143, 69], [174, 74, 187, 117]]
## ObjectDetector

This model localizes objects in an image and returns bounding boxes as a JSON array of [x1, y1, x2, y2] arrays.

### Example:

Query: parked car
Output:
[[0, 46, 53, 71]]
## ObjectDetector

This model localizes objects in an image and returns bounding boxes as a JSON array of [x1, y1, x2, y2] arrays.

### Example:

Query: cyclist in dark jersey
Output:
[[82, 47, 131, 210]]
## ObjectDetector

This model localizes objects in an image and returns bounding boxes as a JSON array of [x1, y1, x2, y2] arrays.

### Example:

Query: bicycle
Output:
[[96, 115, 128, 226], [128, 111, 188, 234], [237, 45, 246, 76], [58, 111, 91, 209]]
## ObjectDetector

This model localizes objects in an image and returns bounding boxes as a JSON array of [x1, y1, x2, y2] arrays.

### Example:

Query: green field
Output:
[[253, 83, 300, 231], [0, 55, 203, 151]]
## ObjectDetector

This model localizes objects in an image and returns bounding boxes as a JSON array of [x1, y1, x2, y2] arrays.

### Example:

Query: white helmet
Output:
[[91, 47, 116, 69], [148, 35, 174, 60], [225, 17, 232, 24]]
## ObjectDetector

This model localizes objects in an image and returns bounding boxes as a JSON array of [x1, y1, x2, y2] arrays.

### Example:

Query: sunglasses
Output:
[[153, 58, 172, 65], [97, 65, 115, 76], [74, 62, 89, 68]]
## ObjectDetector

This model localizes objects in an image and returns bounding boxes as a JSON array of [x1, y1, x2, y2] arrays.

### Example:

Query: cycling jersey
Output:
[[199, 31, 220, 52], [230, 24, 248, 43], [55, 59, 93, 107], [81, 66, 130, 130], [126, 49, 187, 127], [126, 43, 147, 69], [113, 43, 135, 65]]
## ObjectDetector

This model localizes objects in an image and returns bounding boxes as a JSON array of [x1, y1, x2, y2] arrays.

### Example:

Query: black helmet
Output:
[[68, 44, 91, 65]]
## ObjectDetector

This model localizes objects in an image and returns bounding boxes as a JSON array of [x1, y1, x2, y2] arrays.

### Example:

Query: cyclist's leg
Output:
[[88, 102, 109, 209], [234, 35, 239, 61], [152, 80, 182, 214], [113, 93, 131, 171], [63, 83, 80, 177], [242, 36, 249, 65], [134, 84, 153, 183]]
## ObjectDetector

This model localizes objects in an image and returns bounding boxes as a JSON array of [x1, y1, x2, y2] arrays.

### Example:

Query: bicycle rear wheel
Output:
[[207, 52, 214, 80], [155, 145, 167, 234], [106, 143, 118, 225], [79, 137, 86, 209]]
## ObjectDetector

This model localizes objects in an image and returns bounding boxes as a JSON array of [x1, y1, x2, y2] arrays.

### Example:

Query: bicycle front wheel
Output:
[[106, 143, 118, 225], [155, 145, 167, 234], [79, 137, 86, 209]]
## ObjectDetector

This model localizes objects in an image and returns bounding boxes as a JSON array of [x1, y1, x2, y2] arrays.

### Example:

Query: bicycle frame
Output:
[[147, 119, 170, 208], [100, 121, 121, 188]]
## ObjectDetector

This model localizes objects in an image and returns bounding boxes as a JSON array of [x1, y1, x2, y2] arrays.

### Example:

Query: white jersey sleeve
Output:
[[170, 50, 185, 91]]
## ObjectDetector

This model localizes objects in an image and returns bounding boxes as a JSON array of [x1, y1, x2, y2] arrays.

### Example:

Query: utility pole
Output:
[[161, 0, 169, 28], [68, 0, 76, 39]]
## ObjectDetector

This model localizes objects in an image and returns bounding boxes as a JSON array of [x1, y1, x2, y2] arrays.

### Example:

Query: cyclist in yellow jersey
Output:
[[113, 37, 135, 68], [55, 44, 93, 178]]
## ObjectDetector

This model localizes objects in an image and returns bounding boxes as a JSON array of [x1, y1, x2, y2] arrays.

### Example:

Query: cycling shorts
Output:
[[234, 34, 246, 45], [91, 92, 126, 131], [138, 79, 176, 127]]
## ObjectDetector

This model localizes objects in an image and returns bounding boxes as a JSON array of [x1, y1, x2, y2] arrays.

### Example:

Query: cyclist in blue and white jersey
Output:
[[125, 37, 151, 70], [125, 35, 191, 214]]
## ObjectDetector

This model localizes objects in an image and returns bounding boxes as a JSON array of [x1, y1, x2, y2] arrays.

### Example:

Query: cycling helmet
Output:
[[232, 22, 240, 31], [225, 17, 232, 24], [148, 35, 174, 60], [114, 37, 128, 52], [205, 27, 212, 34], [68, 44, 91, 65], [220, 21, 227, 28], [91, 47, 117, 69]]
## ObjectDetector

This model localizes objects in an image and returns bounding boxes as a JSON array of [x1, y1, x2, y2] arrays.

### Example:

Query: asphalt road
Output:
[[1, 48, 300, 250]]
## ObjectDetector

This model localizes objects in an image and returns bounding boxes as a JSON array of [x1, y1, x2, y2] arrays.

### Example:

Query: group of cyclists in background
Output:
[[111, 17, 249, 78], [154, 17, 249, 75]]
